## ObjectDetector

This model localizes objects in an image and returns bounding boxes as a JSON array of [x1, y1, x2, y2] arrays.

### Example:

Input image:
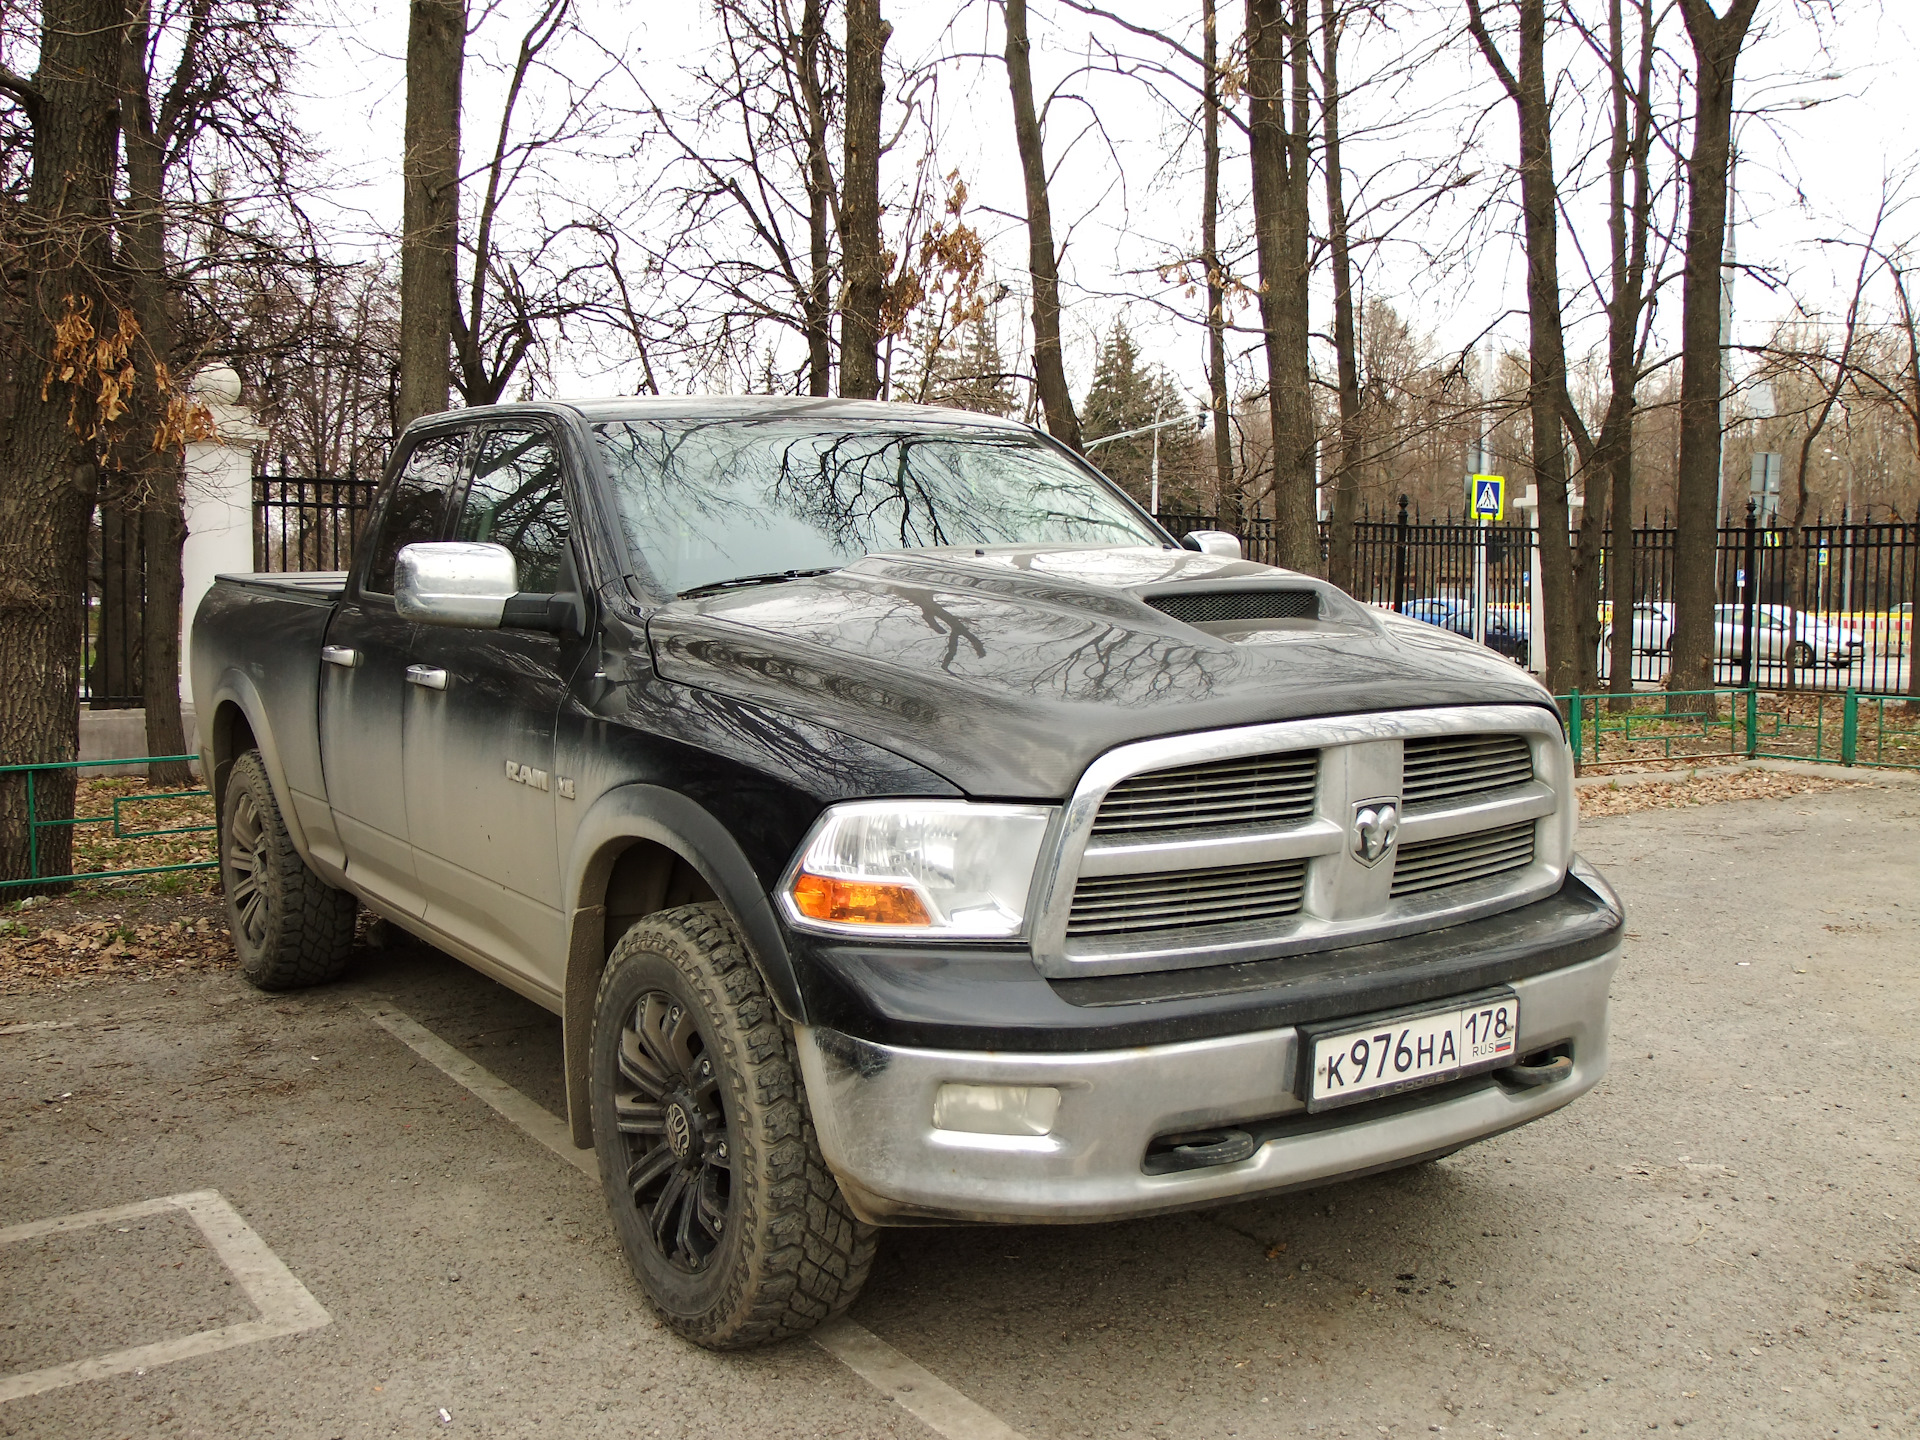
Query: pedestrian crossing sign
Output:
[[1470, 474, 1506, 521]]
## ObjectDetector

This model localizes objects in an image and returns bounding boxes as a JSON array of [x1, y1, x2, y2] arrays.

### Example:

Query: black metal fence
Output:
[[253, 473, 377, 572], [1157, 502, 1920, 695], [81, 471, 378, 709]]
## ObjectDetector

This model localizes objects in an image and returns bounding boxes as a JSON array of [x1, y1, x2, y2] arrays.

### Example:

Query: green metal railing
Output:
[[0, 755, 217, 891], [1558, 686, 1920, 772]]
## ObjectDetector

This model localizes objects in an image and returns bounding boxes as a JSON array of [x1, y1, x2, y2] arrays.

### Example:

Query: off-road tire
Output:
[[220, 749, 358, 991], [590, 902, 876, 1349]]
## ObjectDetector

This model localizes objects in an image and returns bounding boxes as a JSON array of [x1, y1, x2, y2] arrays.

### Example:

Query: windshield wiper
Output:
[[677, 567, 839, 599]]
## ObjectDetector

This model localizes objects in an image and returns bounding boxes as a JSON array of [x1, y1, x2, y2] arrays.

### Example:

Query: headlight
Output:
[[781, 801, 1054, 937]]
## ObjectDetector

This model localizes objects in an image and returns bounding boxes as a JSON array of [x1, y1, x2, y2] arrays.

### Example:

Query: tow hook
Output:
[[1497, 1051, 1573, 1088], [1147, 1128, 1257, 1172]]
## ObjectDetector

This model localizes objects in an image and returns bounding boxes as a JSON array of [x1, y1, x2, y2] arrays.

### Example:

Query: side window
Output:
[[456, 429, 573, 592], [365, 432, 466, 594]]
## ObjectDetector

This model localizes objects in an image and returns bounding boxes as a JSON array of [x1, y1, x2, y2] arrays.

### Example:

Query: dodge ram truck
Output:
[[191, 396, 1622, 1349]]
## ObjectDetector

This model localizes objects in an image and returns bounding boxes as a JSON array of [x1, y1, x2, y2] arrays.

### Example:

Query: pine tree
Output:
[[901, 311, 1018, 418], [1082, 319, 1186, 502]]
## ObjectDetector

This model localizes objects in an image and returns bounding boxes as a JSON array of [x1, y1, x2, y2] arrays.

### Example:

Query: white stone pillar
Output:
[[180, 365, 265, 702]]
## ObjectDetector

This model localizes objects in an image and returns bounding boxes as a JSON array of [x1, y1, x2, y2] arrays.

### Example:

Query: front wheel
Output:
[[1788, 640, 1816, 668], [220, 749, 358, 990], [590, 903, 875, 1349]]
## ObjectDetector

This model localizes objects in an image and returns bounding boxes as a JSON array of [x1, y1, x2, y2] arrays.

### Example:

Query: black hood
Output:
[[647, 545, 1559, 799]]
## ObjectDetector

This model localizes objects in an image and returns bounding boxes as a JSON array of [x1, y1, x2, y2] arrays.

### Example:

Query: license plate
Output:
[[1303, 993, 1519, 1112]]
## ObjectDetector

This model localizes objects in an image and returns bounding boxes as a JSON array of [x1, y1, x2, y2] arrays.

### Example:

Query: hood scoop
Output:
[[1145, 588, 1321, 625]]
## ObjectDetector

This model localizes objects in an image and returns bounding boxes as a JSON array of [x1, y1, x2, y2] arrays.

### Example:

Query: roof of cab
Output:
[[411, 395, 1036, 432]]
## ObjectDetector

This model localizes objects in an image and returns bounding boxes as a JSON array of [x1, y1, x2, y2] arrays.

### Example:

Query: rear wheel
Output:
[[591, 903, 875, 1349], [220, 749, 358, 990]]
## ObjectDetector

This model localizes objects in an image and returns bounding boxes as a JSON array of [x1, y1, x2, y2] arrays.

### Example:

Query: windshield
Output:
[[592, 417, 1165, 595]]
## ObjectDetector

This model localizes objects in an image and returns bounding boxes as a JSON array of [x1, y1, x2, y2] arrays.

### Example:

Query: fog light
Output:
[[932, 1083, 1061, 1137]]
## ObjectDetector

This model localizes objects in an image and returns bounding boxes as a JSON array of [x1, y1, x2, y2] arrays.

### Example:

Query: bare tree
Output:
[[1244, 0, 1318, 573], [0, 0, 126, 885], [1320, 0, 1362, 592], [115, 0, 311, 782], [1003, 0, 1082, 448], [399, 0, 465, 427], [798, 0, 835, 394], [1467, 0, 1578, 697], [1666, 0, 1760, 700], [624, 0, 845, 393], [1558, 0, 1666, 699], [839, 0, 889, 398], [1202, 0, 1235, 522]]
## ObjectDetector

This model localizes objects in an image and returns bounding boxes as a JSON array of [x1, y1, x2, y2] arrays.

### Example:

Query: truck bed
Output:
[[213, 571, 349, 602]]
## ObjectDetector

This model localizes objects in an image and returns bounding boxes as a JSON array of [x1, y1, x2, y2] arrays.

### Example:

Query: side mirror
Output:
[[396, 542, 518, 627], [1179, 530, 1243, 560]]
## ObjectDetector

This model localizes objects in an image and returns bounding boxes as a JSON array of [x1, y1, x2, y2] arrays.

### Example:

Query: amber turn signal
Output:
[[790, 871, 933, 927]]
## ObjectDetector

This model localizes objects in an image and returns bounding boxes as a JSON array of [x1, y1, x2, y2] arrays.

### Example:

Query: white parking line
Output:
[[354, 999, 1030, 1440], [0, 1190, 331, 1403], [358, 1002, 594, 1177]]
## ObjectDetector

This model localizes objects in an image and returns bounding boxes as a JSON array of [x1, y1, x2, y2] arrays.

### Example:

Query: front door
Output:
[[403, 426, 584, 996], [318, 429, 466, 915]]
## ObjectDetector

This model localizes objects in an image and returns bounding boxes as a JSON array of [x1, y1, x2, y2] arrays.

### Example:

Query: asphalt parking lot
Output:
[[3, 780, 1917, 1439]]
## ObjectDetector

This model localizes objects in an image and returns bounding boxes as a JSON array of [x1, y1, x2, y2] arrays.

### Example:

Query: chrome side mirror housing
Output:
[[395, 541, 518, 627], [1180, 529, 1243, 561]]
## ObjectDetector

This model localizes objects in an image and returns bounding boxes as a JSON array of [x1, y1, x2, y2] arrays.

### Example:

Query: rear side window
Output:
[[365, 432, 466, 594], [454, 429, 572, 592]]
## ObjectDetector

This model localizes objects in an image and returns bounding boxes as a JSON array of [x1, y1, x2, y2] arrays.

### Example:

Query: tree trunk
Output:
[[1005, 0, 1081, 449], [1320, 0, 1362, 593], [399, 0, 465, 428], [1202, 0, 1235, 524], [121, 0, 192, 786], [0, 0, 124, 887], [1667, 0, 1760, 700], [800, 0, 834, 396], [838, 0, 889, 400], [1245, 0, 1318, 573], [1468, 0, 1577, 696], [1602, 0, 1658, 706]]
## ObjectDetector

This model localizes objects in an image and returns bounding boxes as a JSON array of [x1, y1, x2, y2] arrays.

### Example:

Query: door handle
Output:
[[405, 664, 449, 691], [321, 645, 359, 669]]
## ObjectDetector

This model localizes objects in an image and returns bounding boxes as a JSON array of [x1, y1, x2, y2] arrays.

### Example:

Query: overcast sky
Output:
[[287, 0, 1917, 405]]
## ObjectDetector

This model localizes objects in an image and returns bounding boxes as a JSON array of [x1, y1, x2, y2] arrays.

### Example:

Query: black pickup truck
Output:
[[191, 396, 1621, 1349]]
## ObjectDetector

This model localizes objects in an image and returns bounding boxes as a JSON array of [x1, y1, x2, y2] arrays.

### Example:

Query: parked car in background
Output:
[[1599, 601, 1861, 672], [1400, 597, 1529, 663], [1719, 604, 1862, 669]]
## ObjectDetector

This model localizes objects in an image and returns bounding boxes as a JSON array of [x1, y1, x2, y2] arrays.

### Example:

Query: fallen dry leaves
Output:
[[1577, 767, 1861, 817], [1, 889, 235, 993]]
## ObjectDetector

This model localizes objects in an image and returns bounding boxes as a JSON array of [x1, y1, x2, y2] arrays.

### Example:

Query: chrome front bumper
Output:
[[795, 947, 1618, 1225]]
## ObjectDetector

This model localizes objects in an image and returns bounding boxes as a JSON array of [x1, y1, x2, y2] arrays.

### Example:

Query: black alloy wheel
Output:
[[613, 991, 733, 1273], [219, 749, 357, 990], [590, 903, 875, 1348]]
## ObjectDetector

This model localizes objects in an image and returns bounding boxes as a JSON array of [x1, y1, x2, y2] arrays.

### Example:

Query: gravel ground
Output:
[[1, 782, 1915, 1439]]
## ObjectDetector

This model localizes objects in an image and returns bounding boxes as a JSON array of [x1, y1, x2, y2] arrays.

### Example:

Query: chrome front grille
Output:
[[1389, 821, 1536, 898], [1402, 733, 1534, 809], [1065, 859, 1308, 938], [1034, 705, 1572, 978], [1089, 751, 1318, 838]]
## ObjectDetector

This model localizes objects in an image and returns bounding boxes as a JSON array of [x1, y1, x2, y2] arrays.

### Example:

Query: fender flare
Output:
[[560, 782, 801, 1148], [200, 670, 314, 861]]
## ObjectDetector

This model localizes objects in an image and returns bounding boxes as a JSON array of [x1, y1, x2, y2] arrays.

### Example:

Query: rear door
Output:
[[402, 424, 586, 996], [318, 429, 467, 915]]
